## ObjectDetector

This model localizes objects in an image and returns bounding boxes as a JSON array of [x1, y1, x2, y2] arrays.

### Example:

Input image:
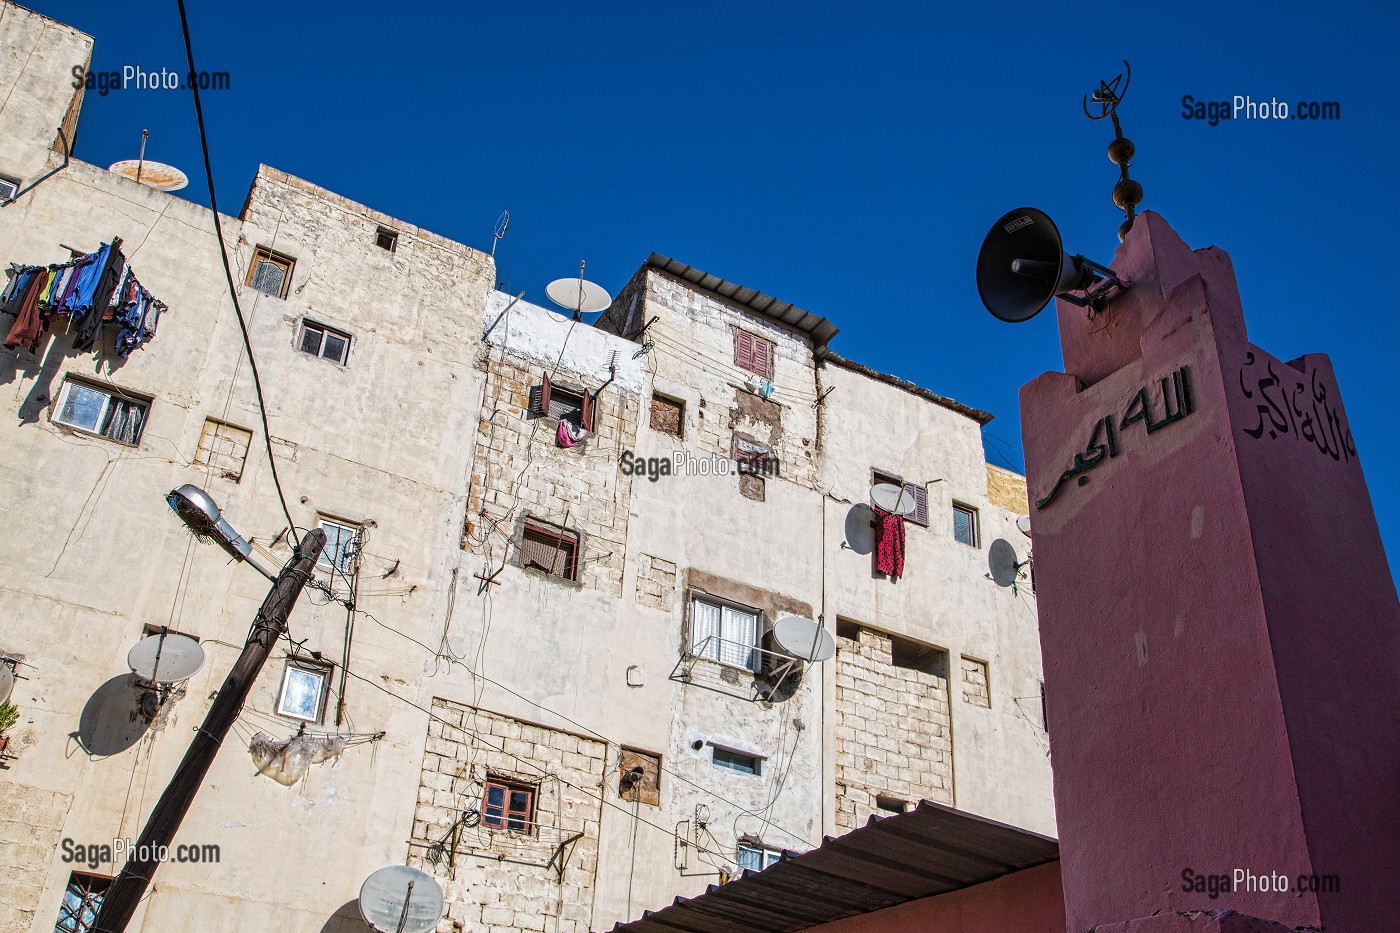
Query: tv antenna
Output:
[[1084, 60, 1142, 241], [490, 210, 510, 258], [546, 260, 612, 321], [108, 129, 188, 192], [358, 865, 445, 933]]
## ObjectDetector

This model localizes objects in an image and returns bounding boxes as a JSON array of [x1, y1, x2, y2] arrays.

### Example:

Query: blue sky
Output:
[[30, 1, 1400, 581]]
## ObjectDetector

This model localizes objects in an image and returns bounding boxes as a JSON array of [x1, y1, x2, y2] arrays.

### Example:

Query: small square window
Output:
[[529, 373, 595, 431], [277, 660, 332, 722], [876, 795, 909, 815], [649, 394, 684, 437], [952, 503, 979, 547], [56, 871, 112, 932], [0, 173, 20, 203], [297, 320, 352, 365], [736, 842, 781, 872], [53, 378, 149, 445], [245, 246, 294, 298], [519, 521, 579, 581], [711, 746, 762, 775], [689, 596, 760, 671], [734, 330, 774, 379], [482, 778, 535, 833], [316, 517, 361, 574], [375, 227, 398, 252], [194, 418, 253, 482]]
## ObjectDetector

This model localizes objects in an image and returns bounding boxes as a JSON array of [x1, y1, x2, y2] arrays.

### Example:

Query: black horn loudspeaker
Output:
[[976, 208, 1101, 323]]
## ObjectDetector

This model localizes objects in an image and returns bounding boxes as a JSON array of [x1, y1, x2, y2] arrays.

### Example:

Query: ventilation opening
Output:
[[890, 635, 948, 678]]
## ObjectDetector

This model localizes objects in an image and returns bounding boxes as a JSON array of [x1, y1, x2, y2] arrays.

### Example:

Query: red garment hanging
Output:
[[874, 505, 905, 579]]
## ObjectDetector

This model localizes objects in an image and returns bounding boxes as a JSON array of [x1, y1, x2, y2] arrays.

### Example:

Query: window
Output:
[[689, 596, 760, 671], [529, 373, 595, 431], [734, 330, 773, 379], [482, 779, 535, 833], [649, 393, 684, 437], [520, 521, 579, 581], [711, 746, 762, 775], [876, 795, 909, 815], [889, 634, 948, 677], [952, 503, 980, 547], [53, 378, 148, 445], [245, 246, 294, 298], [277, 660, 332, 722], [736, 843, 781, 872], [298, 319, 352, 365], [0, 173, 20, 203], [872, 470, 929, 527], [375, 227, 398, 252], [316, 517, 361, 574], [194, 418, 253, 481], [619, 748, 661, 805], [56, 872, 111, 932]]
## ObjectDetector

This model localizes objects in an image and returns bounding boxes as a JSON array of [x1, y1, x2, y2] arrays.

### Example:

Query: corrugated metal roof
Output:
[[598, 801, 1058, 933], [645, 254, 840, 355]]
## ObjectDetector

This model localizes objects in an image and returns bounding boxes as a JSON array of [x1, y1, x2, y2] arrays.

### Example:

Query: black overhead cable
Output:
[[176, 0, 296, 537]]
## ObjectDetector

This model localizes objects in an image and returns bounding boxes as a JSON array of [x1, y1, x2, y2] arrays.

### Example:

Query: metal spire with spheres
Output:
[[1083, 60, 1143, 242]]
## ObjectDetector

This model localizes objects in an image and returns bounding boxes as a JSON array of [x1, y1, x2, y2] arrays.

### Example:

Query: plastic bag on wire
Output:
[[249, 732, 348, 786]]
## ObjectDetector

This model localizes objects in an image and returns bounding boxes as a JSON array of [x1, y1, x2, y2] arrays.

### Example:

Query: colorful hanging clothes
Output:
[[556, 418, 588, 447], [873, 505, 906, 579], [3, 269, 49, 354]]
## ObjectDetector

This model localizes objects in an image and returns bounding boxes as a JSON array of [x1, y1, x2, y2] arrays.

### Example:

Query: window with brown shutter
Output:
[[520, 521, 579, 581], [529, 373, 596, 431], [872, 470, 929, 527], [734, 330, 773, 379]]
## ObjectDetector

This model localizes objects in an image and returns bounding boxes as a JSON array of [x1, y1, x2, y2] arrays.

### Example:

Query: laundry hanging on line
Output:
[[1, 238, 167, 358]]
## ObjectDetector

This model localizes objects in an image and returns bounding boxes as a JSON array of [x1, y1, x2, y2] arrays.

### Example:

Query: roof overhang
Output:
[[599, 801, 1058, 933]]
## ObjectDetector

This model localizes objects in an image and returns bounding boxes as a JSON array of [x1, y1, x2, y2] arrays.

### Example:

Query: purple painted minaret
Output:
[[1020, 210, 1400, 932]]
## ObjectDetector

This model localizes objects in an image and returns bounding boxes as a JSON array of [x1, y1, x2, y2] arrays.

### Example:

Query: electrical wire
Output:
[[176, 0, 296, 538]]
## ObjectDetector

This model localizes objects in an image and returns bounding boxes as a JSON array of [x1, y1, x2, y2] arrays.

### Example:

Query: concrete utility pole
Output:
[[93, 528, 326, 932]]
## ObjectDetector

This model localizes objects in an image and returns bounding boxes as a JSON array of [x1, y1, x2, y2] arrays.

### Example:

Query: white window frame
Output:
[[297, 319, 352, 365], [0, 173, 20, 203], [316, 517, 361, 574], [277, 661, 331, 723], [52, 378, 149, 445], [736, 843, 781, 872], [688, 595, 760, 672]]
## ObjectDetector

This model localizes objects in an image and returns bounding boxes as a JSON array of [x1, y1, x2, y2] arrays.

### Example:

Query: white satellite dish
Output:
[[771, 616, 836, 663], [358, 865, 445, 933], [987, 539, 1023, 588], [127, 633, 205, 685], [108, 159, 189, 192], [1017, 515, 1032, 538], [0, 664, 12, 703], [546, 277, 612, 315], [870, 483, 917, 517]]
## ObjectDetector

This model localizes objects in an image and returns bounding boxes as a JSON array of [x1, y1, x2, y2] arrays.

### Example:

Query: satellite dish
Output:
[[1016, 515, 1032, 538], [771, 616, 836, 663], [546, 277, 612, 316], [127, 633, 205, 685], [987, 539, 1023, 587], [108, 160, 188, 192], [976, 207, 1116, 322], [870, 483, 917, 517], [358, 866, 445, 933], [0, 664, 12, 703]]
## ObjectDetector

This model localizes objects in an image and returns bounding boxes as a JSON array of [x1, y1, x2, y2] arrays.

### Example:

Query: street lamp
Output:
[[93, 487, 325, 932]]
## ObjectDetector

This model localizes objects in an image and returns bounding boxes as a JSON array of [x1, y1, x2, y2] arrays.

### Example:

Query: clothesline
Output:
[[1, 237, 167, 359]]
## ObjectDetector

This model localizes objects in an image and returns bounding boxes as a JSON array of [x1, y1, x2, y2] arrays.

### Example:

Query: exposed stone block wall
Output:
[[409, 699, 607, 933], [961, 656, 991, 707], [834, 628, 952, 831], [985, 464, 1029, 515], [466, 355, 640, 597], [0, 785, 73, 931], [635, 553, 677, 612]]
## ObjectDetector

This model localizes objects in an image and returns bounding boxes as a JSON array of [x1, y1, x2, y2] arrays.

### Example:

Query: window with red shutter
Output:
[[734, 330, 773, 378], [735, 330, 754, 371]]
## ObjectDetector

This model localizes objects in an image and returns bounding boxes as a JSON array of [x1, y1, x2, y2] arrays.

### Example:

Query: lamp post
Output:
[[92, 487, 324, 932]]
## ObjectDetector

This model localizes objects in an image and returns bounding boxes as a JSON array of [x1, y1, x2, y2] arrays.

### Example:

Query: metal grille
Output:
[[56, 873, 110, 932], [520, 525, 577, 579], [251, 259, 285, 296]]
